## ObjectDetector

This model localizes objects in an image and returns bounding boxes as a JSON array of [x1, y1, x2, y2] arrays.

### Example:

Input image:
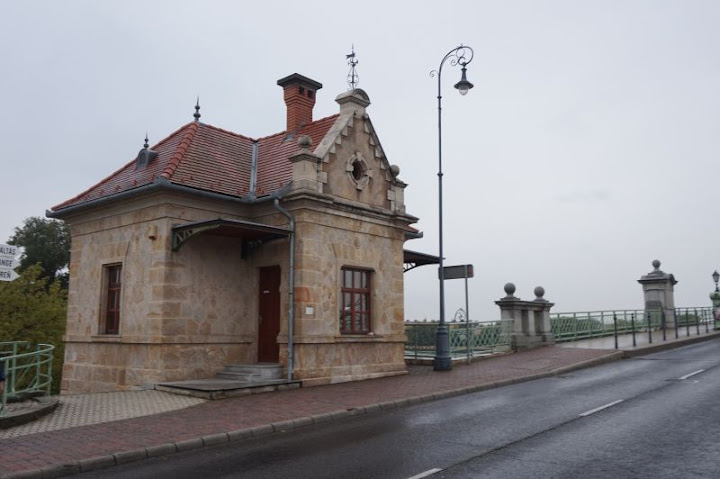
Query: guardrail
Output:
[[405, 320, 513, 362], [0, 341, 55, 417], [550, 307, 715, 347]]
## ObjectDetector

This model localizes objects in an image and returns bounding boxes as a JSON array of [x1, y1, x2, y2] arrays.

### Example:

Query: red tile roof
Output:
[[52, 114, 339, 212], [256, 115, 338, 195]]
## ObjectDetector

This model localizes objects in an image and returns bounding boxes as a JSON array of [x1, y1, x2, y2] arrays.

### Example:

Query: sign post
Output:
[[0, 243, 20, 282], [441, 264, 474, 363]]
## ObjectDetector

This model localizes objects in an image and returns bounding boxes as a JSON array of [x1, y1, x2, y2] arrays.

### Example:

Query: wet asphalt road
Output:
[[79, 340, 720, 479]]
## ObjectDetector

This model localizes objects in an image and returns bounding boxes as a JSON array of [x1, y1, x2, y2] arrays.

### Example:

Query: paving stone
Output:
[[2, 469, 43, 479], [113, 449, 147, 465], [145, 443, 177, 458], [77, 455, 115, 472], [174, 437, 203, 452], [291, 417, 314, 428], [271, 420, 295, 432], [0, 391, 205, 440], [227, 428, 253, 442], [249, 424, 274, 437], [201, 433, 229, 446]]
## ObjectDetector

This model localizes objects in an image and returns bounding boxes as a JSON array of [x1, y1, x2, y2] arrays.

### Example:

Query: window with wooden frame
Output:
[[103, 264, 122, 335], [339, 267, 372, 334]]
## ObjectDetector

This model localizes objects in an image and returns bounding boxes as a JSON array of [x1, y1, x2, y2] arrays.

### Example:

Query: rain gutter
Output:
[[47, 177, 290, 218]]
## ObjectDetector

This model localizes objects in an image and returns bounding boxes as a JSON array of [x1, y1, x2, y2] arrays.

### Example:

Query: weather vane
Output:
[[346, 45, 359, 90]]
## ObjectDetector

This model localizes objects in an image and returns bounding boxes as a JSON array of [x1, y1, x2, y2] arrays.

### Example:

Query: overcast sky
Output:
[[2, 1, 719, 322]]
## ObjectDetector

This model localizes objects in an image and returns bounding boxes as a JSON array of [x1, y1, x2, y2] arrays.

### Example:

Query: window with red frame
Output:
[[104, 264, 122, 335], [340, 268, 371, 334]]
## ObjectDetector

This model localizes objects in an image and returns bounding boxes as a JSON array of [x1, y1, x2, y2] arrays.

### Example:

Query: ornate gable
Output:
[[307, 89, 407, 214]]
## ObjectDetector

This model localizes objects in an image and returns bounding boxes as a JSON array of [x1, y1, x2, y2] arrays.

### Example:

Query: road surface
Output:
[[79, 340, 720, 478]]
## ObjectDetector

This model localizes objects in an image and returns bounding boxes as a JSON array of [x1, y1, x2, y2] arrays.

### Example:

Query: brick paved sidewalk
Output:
[[0, 346, 624, 479]]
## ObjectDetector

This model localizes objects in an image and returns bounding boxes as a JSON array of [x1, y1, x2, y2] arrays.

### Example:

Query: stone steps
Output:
[[157, 363, 294, 400], [215, 363, 285, 382]]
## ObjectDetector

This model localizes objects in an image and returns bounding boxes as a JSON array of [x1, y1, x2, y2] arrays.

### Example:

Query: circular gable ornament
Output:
[[346, 152, 370, 190]]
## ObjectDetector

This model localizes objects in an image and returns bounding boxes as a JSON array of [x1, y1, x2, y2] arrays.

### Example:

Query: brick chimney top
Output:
[[277, 73, 323, 133]]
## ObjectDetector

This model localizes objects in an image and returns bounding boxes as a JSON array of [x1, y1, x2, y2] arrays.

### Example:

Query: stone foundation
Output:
[[289, 341, 407, 386], [61, 341, 252, 394]]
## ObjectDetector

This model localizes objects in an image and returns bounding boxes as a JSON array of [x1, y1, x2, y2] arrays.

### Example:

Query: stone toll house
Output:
[[48, 74, 421, 393]]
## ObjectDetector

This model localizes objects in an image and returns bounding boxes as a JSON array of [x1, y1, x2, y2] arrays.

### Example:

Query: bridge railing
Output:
[[404, 320, 513, 361], [0, 341, 55, 417], [550, 307, 714, 345]]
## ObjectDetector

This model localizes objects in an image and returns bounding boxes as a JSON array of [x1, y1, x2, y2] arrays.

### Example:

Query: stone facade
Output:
[[51, 77, 417, 393]]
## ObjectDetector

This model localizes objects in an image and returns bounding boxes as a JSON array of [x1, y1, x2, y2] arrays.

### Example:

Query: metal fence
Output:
[[406, 307, 716, 361], [550, 307, 715, 346], [0, 341, 55, 417], [405, 320, 513, 361]]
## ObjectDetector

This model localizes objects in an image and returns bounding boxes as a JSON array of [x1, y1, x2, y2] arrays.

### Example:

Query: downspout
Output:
[[274, 199, 295, 382]]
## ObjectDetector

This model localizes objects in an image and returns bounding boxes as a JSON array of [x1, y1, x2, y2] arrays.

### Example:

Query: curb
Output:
[[0, 398, 60, 430], [621, 330, 720, 358]]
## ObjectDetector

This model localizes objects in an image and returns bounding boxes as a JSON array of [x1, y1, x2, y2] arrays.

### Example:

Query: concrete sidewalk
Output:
[[1, 332, 718, 479]]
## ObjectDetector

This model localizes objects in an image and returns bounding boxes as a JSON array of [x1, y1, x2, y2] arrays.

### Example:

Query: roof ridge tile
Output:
[[160, 122, 199, 180], [255, 113, 340, 142], [200, 123, 258, 142]]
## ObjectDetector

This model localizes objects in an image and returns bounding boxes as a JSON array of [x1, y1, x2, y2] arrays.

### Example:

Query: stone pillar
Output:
[[289, 135, 322, 193], [637, 260, 677, 327], [495, 283, 555, 351]]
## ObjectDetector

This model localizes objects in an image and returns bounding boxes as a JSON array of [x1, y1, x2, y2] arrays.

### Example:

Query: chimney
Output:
[[277, 73, 323, 133]]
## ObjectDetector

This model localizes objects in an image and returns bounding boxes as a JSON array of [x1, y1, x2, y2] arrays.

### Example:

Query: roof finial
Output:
[[346, 45, 359, 90], [193, 97, 201, 122], [136, 132, 158, 170]]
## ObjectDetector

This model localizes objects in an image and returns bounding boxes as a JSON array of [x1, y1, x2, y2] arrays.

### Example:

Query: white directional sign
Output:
[[0, 269, 19, 281], [0, 256, 19, 269], [0, 244, 18, 257], [0, 243, 20, 282]]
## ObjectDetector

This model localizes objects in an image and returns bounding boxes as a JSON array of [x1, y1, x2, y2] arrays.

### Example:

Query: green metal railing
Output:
[[405, 306, 715, 361], [405, 320, 512, 361], [550, 307, 715, 344], [0, 341, 55, 417]]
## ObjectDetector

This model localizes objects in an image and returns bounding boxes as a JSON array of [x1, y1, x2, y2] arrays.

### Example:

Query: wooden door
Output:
[[258, 266, 281, 363]]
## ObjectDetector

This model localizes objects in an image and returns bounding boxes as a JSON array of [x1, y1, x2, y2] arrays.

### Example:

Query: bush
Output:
[[0, 265, 67, 393]]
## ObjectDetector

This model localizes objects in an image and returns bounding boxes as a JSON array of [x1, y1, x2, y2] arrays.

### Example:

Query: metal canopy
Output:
[[403, 249, 440, 273], [172, 218, 290, 254]]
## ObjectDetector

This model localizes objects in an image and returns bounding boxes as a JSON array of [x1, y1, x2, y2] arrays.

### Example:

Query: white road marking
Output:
[[679, 369, 705, 380], [407, 468, 443, 479], [579, 399, 624, 417]]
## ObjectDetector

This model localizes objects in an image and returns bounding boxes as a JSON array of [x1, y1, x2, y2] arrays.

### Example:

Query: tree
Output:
[[0, 264, 67, 393], [8, 217, 70, 287]]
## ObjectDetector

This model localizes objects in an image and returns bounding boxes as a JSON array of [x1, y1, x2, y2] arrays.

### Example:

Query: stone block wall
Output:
[[61, 195, 278, 393], [283, 206, 408, 385]]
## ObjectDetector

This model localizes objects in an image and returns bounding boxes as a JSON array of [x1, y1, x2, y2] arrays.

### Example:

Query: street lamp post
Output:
[[432, 45, 475, 371], [711, 271, 720, 329]]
